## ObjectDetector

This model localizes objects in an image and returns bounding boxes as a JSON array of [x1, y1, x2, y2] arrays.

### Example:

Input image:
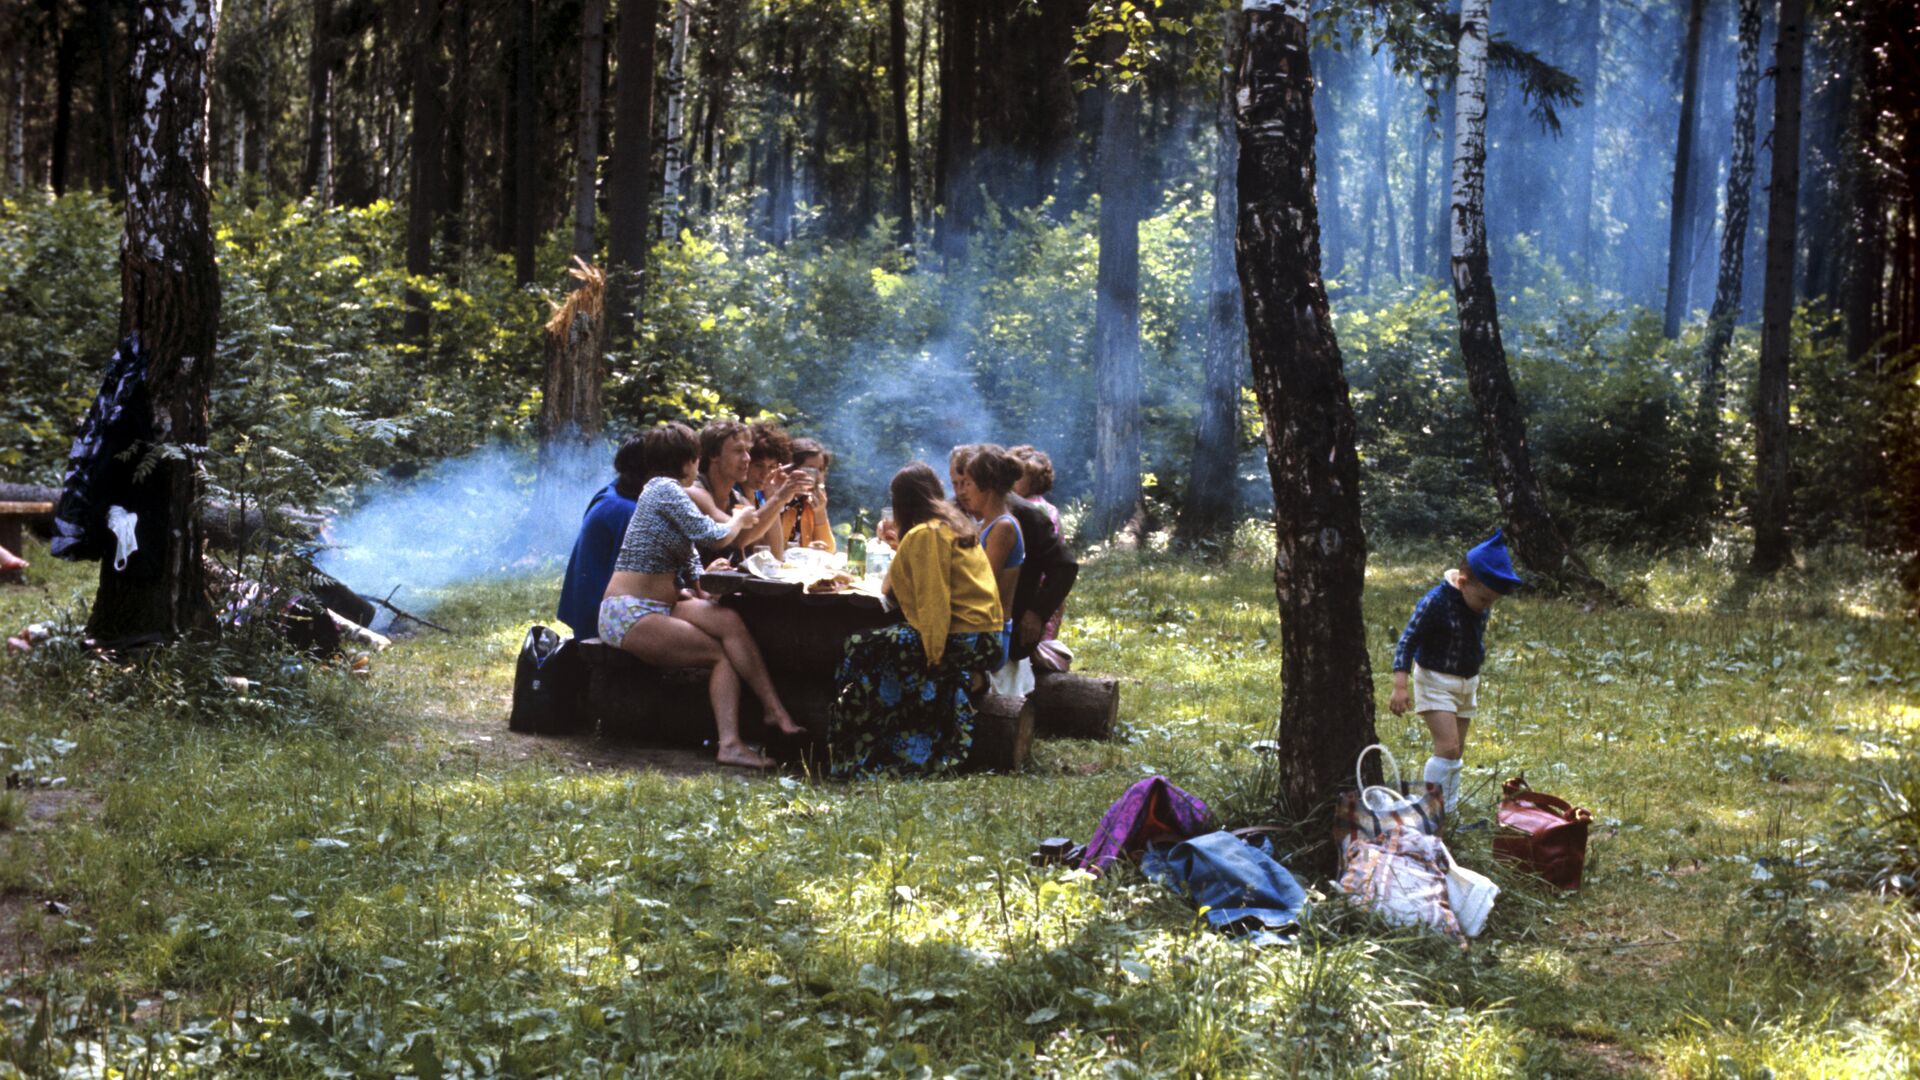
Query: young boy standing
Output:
[[1389, 530, 1524, 812]]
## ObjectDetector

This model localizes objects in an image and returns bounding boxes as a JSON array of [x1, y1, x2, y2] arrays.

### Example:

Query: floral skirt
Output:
[[827, 625, 1002, 778]]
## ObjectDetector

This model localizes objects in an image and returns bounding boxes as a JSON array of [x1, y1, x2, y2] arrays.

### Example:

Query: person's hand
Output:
[[1389, 685, 1411, 715], [1015, 611, 1046, 652], [706, 557, 733, 572], [678, 587, 697, 602]]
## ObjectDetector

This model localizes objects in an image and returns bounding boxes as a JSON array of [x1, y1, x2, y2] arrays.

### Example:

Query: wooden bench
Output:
[[0, 501, 53, 584], [576, 637, 1036, 772]]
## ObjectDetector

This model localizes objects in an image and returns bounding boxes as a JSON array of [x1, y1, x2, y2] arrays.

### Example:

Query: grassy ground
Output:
[[1, 530, 1916, 1078]]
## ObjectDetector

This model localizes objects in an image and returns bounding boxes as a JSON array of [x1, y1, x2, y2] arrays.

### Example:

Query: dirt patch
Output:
[[21, 787, 102, 830], [419, 696, 731, 779], [1559, 1036, 1658, 1078]]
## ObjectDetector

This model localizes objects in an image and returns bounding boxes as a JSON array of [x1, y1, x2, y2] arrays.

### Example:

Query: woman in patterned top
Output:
[[602, 422, 805, 768]]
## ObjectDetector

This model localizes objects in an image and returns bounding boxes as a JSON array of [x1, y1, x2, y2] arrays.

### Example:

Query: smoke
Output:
[[313, 440, 614, 611]]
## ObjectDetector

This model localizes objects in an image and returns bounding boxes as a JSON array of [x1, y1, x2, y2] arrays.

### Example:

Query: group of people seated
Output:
[[556, 418, 1077, 776]]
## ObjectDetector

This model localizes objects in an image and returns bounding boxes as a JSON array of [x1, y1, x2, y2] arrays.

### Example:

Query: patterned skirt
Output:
[[827, 625, 1002, 778]]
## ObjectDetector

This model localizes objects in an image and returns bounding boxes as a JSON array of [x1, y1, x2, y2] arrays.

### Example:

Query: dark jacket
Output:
[[556, 481, 637, 638], [52, 335, 168, 578], [1007, 493, 1077, 657]]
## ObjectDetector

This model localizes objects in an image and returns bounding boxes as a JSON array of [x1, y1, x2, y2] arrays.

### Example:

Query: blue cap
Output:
[[1465, 529, 1524, 594]]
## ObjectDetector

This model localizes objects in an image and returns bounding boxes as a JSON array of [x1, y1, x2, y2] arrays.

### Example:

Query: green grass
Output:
[[1, 530, 1916, 1077]]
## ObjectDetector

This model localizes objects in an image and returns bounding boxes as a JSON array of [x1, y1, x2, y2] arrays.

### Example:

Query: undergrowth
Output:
[[0, 533, 1916, 1077]]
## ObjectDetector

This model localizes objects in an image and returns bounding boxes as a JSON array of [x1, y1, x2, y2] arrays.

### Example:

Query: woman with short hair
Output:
[[602, 422, 805, 768], [826, 463, 1003, 777]]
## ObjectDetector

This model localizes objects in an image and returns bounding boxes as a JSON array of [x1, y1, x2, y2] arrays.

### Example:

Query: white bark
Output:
[[127, 1, 222, 271], [661, 0, 691, 233], [315, 68, 332, 204], [1449, 0, 1489, 276]]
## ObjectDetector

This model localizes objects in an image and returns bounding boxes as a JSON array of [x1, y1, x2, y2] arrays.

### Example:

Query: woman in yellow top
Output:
[[827, 463, 1003, 777]]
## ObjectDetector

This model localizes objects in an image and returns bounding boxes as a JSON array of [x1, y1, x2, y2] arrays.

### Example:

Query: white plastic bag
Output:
[[987, 656, 1035, 698], [1443, 853, 1500, 938]]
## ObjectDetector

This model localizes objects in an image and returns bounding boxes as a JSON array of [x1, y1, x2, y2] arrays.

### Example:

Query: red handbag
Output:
[[1493, 777, 1592, 890]]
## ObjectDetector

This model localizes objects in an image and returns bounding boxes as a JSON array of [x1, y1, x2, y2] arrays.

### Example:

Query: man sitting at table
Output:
[[555, 435, 646, 639], [689, 418, 805, 566]]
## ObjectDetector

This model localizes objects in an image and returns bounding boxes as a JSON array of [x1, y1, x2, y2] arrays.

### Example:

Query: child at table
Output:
[[781, 437, 837, 552], [1388, 529, 1523, 812]]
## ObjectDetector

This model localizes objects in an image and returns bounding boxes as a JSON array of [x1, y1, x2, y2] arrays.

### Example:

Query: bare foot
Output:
[[715, 743, 776, 769], [768, 711, 807, 736], [0, 547, 26, 573]]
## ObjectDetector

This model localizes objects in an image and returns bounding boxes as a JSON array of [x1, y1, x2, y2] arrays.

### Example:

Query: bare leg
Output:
[[674, 599, 804, 734], [1455, 717, 1472, 756], [619, 610, 774, 768], [1421, 710, 1464, 758]]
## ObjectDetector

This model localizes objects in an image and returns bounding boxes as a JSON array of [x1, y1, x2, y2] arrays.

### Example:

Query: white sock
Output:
[[1425, 755, 1463, 813]]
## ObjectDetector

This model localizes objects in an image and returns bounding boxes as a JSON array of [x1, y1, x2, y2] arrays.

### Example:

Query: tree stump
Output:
[[1029, 671, 1120, 740], [963, 693, 1036, 773]]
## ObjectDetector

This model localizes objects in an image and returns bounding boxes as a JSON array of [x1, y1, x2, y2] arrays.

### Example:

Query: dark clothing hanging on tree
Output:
[[51, 335, 169, 580]]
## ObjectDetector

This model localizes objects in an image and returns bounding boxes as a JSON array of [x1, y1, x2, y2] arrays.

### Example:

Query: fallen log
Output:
[[0, 483, 324, 548], [575, 638, 1032, 771], [1029, 670, 1121, 740]]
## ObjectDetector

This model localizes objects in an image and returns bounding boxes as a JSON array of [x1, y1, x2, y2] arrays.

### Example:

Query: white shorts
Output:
[[1412, 664, 1478, 718]]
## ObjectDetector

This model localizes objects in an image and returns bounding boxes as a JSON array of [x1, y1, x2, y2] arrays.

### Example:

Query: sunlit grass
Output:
[[0, 529, 1916, 1075]]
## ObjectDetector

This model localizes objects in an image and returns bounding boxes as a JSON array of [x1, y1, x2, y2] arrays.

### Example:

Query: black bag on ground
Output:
[[508, 626, 589, 734]]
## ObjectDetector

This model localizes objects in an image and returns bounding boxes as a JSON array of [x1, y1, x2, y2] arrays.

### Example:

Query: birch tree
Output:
[[572, 0, 607, 269], [1750, 0, 1806, 575], [1236, 0, 1378, 825], [1176, 6, 1244, 545], [1689, 0, 1762, 514], [88, 0, 221, 643], [1448, 0, 1608, 598], [660, 0, 691, 236]]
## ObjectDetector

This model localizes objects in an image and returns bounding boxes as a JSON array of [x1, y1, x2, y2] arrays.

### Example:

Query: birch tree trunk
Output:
[[1750, 0, 1805, 575], [887, 0, 914, 248], [89, 0, 220, 644], [607, 0, 659, 345], [1688, 0, 1762, 517], [301, 0, 333, 202], [1664, 0, 1708, 338], [660, 0, 690, 236], [1448, 0, 1609, 598], [572, 0, 606, 268], [1236, 0, 1378, 833], [1176, 7, 1245, 545], [511, 0, 536, 285], [404, 0, 445, 341], [1088, 31, 1143, 539]]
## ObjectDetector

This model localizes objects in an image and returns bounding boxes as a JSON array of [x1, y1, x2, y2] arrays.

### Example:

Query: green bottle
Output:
[[847, 533, 867, 577]]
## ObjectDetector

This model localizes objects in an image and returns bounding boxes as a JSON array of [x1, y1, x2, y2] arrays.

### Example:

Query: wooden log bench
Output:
[[1029, 670, 1121, 740], [576, 637, 1035, 772], [0, 501, 53, 585]]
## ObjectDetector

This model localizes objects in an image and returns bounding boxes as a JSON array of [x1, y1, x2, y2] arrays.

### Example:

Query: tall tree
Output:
[[301, 0, 335, 202], [607, 0, 660, 342], [1088, 32, 1143, 538], [511, 0, 537, 285], [1663, 0, 1708, 337], [1688, 0, 1762, 516], [573, 0, 607, 267], [1750, 0, 1805, 575], [1448, 0, 1608, 597], [85, 0, 122, 198], [660, 0, 690, 235], [1360, 50, 1399, 293], [1313, 43, 1350, 283], [886, 0, 914, 247], [51, 2, 78, 194], [89, 0, 220, 643], [933, 0, 978, 262], [404, 0, 446, 341], [1177, 7, 1244, 544], [1236, 0, 1377, 829], [1568, 0, 1601, 268]]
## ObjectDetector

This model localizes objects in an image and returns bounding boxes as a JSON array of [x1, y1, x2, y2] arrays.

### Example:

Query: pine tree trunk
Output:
[[1750, 0, 1805, 575], [512, 0, 537, 285], [1449, 0, 1609, 599], [1412, 78, 1431, 282], [85, 0, 121, 199], [443, 0, 469, 255], [404, 0, 445, 341], [887, 0, 914, 248], [660, 0, 690, 236], [1236, 0, 1378, 835], [1314, 44, 1347, 284], [301, 0, 334, 202], [90, 0, 220, 644], [572, 0, 606, 268], [51, 11, 77, 195], [1689, 0, 1761, 518], [1570, 0, 1601, 268], [607, 0, 659, 345], [1089, 31, 1142, 539], [1176, 8, 1245, 545], [934, 0, 977, 263], [7, 25, 25, 193], [1664, 0, 1708, 338], [1372, 54, 1399, 281]]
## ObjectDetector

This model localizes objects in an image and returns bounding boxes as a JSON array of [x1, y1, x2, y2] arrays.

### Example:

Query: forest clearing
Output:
[[4, 0, 1920, 1075]]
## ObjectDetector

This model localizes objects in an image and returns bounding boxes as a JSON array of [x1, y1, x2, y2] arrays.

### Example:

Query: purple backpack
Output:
[[1077, 776, 1215, 876]]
